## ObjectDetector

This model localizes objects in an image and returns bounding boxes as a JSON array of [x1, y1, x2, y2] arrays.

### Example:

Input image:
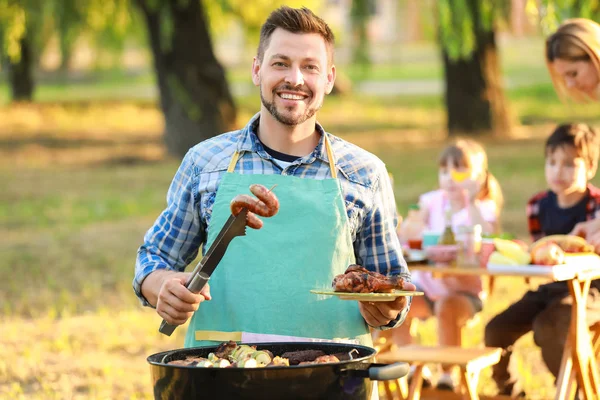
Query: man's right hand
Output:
[[141, 270, 211, 326], [157, 273, 211, 325]]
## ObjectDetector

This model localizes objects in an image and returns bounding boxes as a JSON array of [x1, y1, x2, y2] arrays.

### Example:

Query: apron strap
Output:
[[323, 133, 337, 179], [227, 133, 337, 178], [227, 151, 241, 173]]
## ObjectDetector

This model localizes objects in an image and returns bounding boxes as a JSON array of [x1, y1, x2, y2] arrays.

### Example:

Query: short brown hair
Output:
[[546, 123, 600, 170], [257, 6, 335, 65]]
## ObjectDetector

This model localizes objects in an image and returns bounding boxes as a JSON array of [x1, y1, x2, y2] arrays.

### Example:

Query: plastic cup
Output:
[[422, 232, 441, 249], [408, 239, 423, 250]]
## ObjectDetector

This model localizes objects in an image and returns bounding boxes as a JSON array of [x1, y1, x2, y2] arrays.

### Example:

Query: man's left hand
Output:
[[358, 282, 416, 327]]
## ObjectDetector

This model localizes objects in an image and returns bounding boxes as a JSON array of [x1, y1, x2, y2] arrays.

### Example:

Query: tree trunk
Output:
[[8, 36, 35, 102], [136, 0, 237, 158], [442, 0, 511, 137], [350, 0, 371, 67]]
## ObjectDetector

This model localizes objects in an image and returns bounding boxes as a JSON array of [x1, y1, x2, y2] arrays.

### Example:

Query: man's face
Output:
[[545, 144, 589, 196], [252, 28, 336, 126]]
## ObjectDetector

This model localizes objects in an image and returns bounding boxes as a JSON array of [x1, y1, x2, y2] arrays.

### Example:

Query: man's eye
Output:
[[273, 62, 286, 67]]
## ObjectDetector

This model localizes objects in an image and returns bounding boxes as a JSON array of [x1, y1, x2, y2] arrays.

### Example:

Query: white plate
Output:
[[310, 289, 424, 301], [406, 249, 427, 263]]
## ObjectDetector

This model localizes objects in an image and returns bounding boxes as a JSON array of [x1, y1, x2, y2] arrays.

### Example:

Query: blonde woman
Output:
[[546, 18, 600, 249]]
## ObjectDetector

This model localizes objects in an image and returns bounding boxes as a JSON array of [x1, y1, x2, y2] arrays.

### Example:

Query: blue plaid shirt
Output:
[[135, 113, 410, 328]]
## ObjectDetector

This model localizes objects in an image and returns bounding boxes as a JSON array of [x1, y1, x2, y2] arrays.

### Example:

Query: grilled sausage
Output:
[[249, 184, 279, 217], [229, 184, 279, 230]]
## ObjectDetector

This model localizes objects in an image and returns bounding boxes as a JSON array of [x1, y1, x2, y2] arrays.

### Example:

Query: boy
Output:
[[484, 123, 600, 397]]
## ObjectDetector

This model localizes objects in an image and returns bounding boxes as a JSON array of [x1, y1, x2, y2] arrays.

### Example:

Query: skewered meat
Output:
[[299, 355, 340, 365], [332, 264, 404, 293], [166, 342, 348, 368], [214, 340, 238, 359], [230, 184, 279, 229], [280, 350, 326, 365]]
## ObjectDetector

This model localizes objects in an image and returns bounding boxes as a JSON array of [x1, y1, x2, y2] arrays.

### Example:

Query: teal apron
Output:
[[184, 134, 372, 348]]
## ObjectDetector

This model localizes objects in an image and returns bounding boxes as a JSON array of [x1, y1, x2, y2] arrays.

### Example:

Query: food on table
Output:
[[530, 234, 594, 254], [166, 341, 351, 368], [530, 242, 566, 266], [493, 238, 532, 265], [230, 184, 279, 229], [488, 251, 519, 266], [332, 265, 405, 293]]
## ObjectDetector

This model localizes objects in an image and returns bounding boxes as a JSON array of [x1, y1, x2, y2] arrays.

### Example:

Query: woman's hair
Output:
[[546, 18, 600, 102], [439, 139, 504, 212]]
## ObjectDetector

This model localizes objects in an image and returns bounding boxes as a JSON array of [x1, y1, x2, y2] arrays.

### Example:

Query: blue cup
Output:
[[422, 231, 441, 248]]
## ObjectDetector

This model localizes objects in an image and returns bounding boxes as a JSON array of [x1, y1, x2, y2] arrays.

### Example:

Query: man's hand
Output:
[[141, 270, 211, 326], [156, 273, 211, 325], [358, 282, 416, 327], [570, 219, 600, 252]]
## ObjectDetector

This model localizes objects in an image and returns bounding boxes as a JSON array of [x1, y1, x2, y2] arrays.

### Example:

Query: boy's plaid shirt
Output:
[[527, 184, 600, 241]]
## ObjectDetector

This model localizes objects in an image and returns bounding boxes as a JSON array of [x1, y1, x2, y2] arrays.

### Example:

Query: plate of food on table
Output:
[[484, 235, 600, 272]]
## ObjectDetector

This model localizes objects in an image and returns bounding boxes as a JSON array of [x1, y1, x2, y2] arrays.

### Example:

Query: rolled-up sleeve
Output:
[[133, 151, 205, 306], [355, 163, 411, 329]]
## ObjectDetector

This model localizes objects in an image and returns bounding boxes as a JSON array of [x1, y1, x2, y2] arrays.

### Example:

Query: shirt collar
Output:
[[237, 112, 331, 164]]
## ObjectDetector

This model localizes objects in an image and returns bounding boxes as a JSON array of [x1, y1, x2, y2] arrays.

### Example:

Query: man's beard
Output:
[[260, 86, 322, 126]]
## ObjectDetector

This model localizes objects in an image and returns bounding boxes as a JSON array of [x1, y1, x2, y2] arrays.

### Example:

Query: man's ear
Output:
[[325, 64, 336, 95], [252, 57, 261, 87]]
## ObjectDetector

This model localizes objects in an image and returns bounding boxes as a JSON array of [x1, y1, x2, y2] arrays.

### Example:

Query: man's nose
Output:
[[285, 67, 304, 87]]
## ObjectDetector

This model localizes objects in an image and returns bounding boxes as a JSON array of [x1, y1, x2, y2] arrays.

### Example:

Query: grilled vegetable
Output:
[[251, 350, 272, 366]]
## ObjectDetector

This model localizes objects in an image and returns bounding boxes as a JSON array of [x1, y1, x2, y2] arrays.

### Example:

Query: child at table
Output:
[[484, 123, 600, 397], [378, 139, 503, 390]]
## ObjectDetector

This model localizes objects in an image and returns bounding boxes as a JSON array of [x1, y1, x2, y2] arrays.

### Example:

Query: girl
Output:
[[380, 139, 503, 391]]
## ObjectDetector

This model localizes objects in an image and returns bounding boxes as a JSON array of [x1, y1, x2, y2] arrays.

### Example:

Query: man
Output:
[[134, 6, 413, 348]]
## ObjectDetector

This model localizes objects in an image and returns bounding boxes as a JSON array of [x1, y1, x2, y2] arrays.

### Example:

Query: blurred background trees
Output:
[[2, 0, 600, 157]]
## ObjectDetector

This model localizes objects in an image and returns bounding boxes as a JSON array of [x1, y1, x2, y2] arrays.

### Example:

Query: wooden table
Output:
[[409, 260, 600, 400]]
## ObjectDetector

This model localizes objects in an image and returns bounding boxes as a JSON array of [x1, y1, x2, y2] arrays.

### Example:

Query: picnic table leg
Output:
[[407, 364, 424, 400], [459, 367, 479, 400], [555, 336, 577, 400], [568, 278, 600, 399], [591, 324, 600, 357], [398, 376, 409, 399], [487, 276, 495, 296], [382, 381, 394, 400]]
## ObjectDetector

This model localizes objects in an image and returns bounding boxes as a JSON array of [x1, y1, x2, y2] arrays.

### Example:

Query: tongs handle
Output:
[[158, 272, 210, 336]]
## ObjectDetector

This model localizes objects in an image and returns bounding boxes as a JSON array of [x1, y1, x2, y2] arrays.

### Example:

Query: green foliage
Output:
[[203, 0, 322, 48], [0, 0, 143, 69], [532, 0, 600, 33], [437, 0, 509, 61], [0, 0, 33, 62]]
